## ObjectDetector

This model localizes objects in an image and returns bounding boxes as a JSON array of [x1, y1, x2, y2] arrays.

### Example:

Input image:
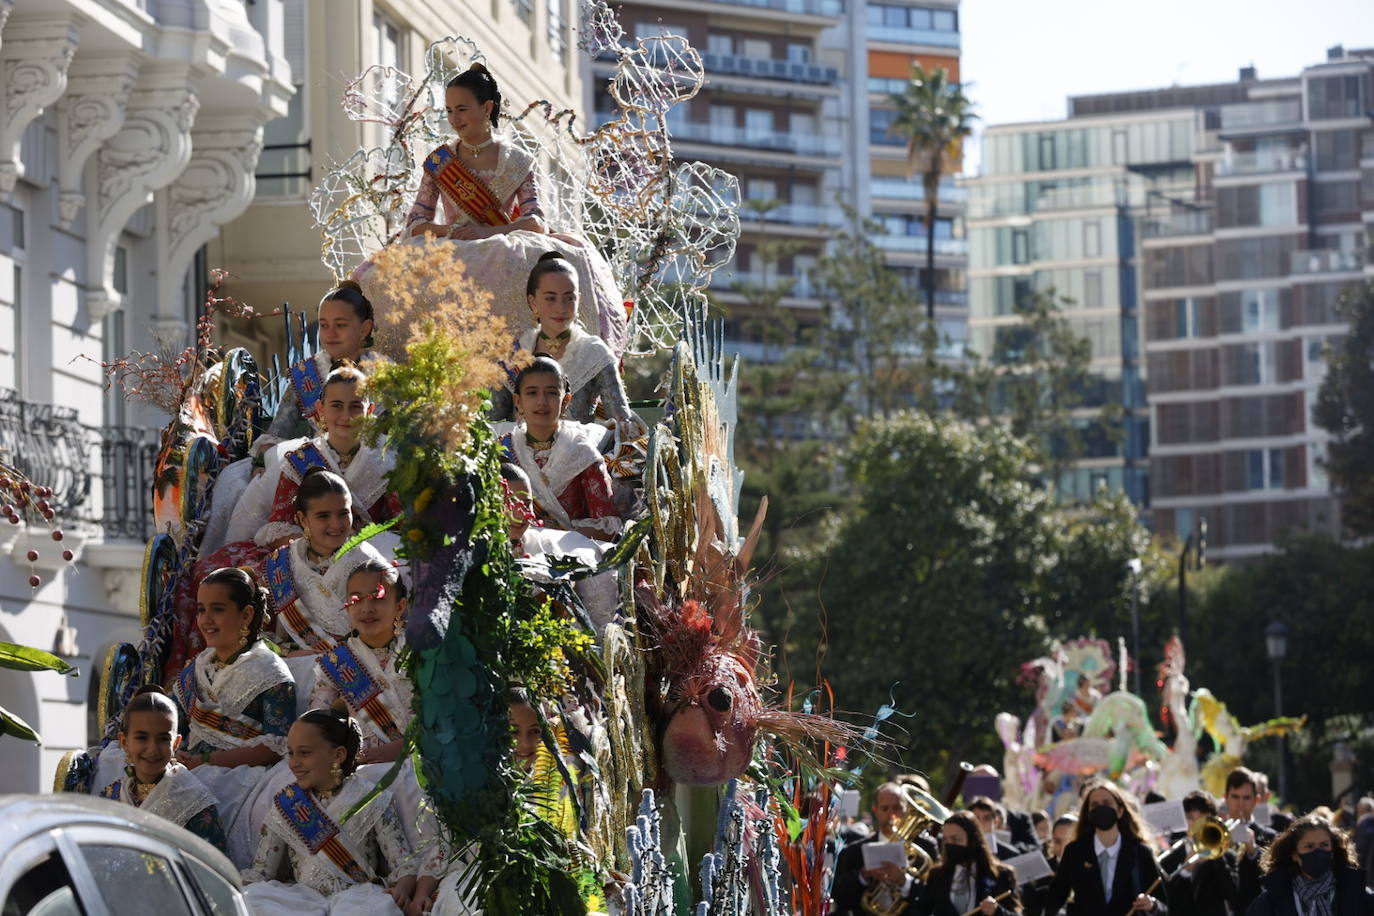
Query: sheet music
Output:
[[862, 841, 909, 870], [1142, 800, 1188, 838], [1003, 850, 1054, 885]]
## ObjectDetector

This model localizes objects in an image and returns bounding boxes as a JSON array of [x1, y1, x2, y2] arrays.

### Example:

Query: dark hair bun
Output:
[[133, 684, 169, 699], [335, 279, 363, 293], [537, 251, 566, 264]]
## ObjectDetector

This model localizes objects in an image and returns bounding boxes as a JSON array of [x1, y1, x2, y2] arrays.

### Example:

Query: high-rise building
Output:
[[585, 0, 967, 360], [967, 47, 1374, 557], [1139, 48, 1373, 560]]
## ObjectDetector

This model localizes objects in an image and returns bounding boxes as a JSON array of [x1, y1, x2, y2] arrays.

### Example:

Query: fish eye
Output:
[[707, 687, 732, 712]]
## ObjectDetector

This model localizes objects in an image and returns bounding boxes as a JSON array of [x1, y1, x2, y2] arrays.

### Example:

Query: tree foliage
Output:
[[1312, 280, 1374, 536]]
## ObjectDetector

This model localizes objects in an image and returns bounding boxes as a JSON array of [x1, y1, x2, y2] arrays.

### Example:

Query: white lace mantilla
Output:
[[281, 536, 387, 645], [104, 763, 218, 828], [509, 420, 605, 530], [189, 643, 293, 752], [514, 324, 616, 397], [317, 636, 414, 747]]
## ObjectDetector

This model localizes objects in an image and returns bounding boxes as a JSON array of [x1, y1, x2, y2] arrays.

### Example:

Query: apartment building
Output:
[[1140, 48, 1373, 559], [586, 0, 967, 361]]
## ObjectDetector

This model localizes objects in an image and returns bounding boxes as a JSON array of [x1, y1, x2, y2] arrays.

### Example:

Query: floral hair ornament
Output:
[[499, 476, 542, 528]]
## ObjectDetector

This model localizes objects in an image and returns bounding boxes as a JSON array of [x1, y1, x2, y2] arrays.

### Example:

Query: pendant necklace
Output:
[[460, 135, 494, 158]]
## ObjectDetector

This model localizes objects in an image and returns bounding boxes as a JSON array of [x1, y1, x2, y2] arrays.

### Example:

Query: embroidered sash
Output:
[[265, 545, 331, 652], [424, 146, 513, 227], [286, 441, 330, 480], [289, 356, 327, 419], [174, 658, 269, 744], [100, 780, 122, 801], [317, 644, 403, 742], [273, 783, 373, 884]]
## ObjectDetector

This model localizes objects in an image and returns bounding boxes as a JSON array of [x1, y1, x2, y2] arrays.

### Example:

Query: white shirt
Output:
[[1094, 834, 1122, 898]]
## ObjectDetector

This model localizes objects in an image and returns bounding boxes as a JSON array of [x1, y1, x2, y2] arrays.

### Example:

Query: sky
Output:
[[958, 0, 1374, 174]]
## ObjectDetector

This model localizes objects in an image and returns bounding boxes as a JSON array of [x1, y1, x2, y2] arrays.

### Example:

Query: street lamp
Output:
[[1177, 517, 1206, 648], [1265, 621, 1289, 804], [1126, 558, 1143, 695]]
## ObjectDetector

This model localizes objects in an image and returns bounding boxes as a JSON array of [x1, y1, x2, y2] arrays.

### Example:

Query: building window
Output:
[[1038, 134, 1056, 170], [1011, 229, 1029, 265], [1307, 74, 1362, 120], [1111, 129, 1128, 165], [932, 8, 956, 30], [1174, 298, 1197, 337], [707, 33, 733, 55], [787, 43, 810, 63], [547, 0, 567, 61], [1241, 288, 1280, 332], [1245, 448, 1286, 490], [1083, 220, 1101, 257], [1083, 270, 1103, 308]]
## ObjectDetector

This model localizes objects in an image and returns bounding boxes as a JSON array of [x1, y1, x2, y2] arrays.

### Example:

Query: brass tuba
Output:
[[861, 785, 952, 916]]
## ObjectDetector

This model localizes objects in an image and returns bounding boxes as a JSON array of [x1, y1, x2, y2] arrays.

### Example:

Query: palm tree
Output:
[[889, 64, 976, 323]]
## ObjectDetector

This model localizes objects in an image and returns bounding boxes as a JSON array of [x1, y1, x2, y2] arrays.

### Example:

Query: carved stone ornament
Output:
[[0, 13, 79, 196], [56, 55, 141, 228]]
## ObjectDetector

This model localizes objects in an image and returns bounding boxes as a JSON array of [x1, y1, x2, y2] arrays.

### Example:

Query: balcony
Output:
[[1142, 210, 1214, 239], [739, 203, 844, 227], [0, 388, 160, 543], [873, 235, 967, 255], [869, 77, 964, 96], [1290, 249, 1364, 275], [702, 52, 838, 86], [702, 0, 843, 15], [1216, 149, 1307, 176], [1218, 99, 1302, 132], [869, 177, 966, 203], [865, 24, 960, 47], [672, 119, 842, 158], [712, 271, 819, 299]]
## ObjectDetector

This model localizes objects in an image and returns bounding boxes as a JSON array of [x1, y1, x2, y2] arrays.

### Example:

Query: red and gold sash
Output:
[[424, 145, 514, 227]]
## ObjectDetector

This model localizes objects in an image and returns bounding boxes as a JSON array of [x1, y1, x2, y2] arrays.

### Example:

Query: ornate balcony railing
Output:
[[0, 388, 160, 542]]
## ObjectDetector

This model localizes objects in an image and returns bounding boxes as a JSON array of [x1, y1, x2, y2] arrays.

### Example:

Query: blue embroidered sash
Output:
[[265, 546, 329, 651], [274, 783, 372, 883], [318, 644, 403, 742], [100, 780, 122, 801], [289, 358, 326, 420], [286, 441, 329, 480]]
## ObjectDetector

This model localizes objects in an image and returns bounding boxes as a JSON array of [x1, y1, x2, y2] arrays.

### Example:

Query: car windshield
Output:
[[76, 846, 192, 916]]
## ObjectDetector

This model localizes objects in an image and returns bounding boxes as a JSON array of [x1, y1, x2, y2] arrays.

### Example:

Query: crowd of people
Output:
[[87, 62, 645, 916], [830, 767, 1374, 916]]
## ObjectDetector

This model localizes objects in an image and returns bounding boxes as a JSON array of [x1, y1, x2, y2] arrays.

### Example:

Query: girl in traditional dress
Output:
[[241, 706, 440, 916], [100, 685, 229, 854], [502, 356, 623, 541], [227, 366, 399, 549], [489, 252, 634, 430], [358, 64, 627, 355], [172, 566, 296, 866], [263, 282, 379, 446], [262, 467, 389, 656]]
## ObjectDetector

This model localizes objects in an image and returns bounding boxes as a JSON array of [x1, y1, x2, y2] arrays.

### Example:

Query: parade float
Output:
[[51, 3, 870, 913]]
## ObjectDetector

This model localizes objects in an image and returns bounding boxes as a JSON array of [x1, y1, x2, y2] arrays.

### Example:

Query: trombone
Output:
[[1146, 816, 1241, 894]]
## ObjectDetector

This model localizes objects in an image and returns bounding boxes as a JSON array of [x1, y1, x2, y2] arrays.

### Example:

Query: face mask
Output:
[[945, 844, 974, 865], [1089, 804, 1119, 831], [1298, 848, 1332, 879]]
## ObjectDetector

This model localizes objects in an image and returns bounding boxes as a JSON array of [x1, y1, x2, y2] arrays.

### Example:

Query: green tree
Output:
[[953, 290, 1099, 486], [1312, 280, 1374, 536], [889, 64, 976, 322], [782, 411, 1058, 779]]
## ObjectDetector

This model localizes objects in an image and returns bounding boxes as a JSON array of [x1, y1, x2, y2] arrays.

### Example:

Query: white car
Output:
[[0, 794, 248, 916]]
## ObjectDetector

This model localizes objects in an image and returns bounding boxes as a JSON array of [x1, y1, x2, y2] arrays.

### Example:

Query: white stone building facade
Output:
[[0, 0, 293, 792]]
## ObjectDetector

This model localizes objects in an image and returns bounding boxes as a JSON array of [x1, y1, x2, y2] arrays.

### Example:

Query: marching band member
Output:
[[101, 685, 228, 854], [1163, 792, 1239, 916], [1042, 780, 1169, 916], [915, 811, 1021, 916], [1243, 815, 1374, 916], [830, 782, 930, 916], [1228, 768, 1278, 914]]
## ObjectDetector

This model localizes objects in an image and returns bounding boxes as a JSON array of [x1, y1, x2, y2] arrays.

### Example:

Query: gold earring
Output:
[[393, 616, 403, 641], [238, 620, 251, 648], [330, 761, 344, 785]]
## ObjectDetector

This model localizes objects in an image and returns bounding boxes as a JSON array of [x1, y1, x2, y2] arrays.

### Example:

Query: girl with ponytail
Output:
[[241, 704, 442, 916], [169, 565, 297, 866], [101, 684, 229, 854]]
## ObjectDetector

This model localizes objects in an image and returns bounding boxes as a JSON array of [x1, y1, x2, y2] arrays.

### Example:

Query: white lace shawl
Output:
[[514, 324, 616, 398], [188, 643, 293, 753], [249, 436, 395, 546], [249, 777, 410, 896], [103, 763, 219, 828], [313, 636, 414, 748], [276, 537, 387, 647], [509, 420, 609, 531]]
